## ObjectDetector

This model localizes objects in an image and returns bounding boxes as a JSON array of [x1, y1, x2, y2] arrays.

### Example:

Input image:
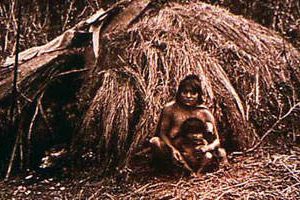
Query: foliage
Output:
[[211, 0, 300, 49], [0, 0, 299, 64], [0, 0, 116, 63]]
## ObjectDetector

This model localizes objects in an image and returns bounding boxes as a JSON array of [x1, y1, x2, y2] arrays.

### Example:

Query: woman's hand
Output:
[[172, 148, 183, 161]]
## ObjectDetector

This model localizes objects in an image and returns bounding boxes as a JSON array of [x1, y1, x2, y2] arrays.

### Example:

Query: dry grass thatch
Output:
[[77, 1, 300, 169]]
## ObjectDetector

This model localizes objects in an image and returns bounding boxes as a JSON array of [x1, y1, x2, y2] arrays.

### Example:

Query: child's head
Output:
[[180, 118, 206, 135], [176, 75, 204, 106]]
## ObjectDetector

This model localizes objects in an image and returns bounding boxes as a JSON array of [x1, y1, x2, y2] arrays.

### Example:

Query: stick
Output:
[[5, 131, 20, 180], [26, 96, 40, 168], [62, 0, 75, 31], [247, 102, 300, 153], [19, 128, 24, 170], [38, 96, 53, 133], [5, 0, 22, 180], [9, 0, 21, 122]]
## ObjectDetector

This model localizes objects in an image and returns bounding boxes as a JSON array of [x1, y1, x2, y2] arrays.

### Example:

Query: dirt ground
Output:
[[1, 145, 300, 200]]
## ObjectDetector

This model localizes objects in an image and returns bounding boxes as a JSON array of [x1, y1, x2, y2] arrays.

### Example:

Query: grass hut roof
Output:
[[79, 1, 300, 169]]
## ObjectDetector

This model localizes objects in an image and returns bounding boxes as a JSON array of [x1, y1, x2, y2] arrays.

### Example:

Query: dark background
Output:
[[0, 0, 299, 65]]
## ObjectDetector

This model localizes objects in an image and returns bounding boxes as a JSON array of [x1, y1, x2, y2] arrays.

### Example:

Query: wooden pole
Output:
[[5, 0, 22, 180]]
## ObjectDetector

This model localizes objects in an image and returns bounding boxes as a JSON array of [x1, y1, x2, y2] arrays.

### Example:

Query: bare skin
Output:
[[150, 89, 228, 173]]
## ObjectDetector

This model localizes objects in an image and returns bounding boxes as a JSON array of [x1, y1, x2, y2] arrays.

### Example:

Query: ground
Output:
[[1, 146, 300, 200]]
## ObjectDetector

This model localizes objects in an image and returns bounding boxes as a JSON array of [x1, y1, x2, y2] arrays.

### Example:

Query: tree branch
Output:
[[247, 102, 300, 153]]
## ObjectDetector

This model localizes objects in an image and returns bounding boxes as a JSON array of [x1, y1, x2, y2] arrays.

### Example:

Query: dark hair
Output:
[[180, 118, 206, 135], [179, 118, 215, 143], [176, 74, 204, 104]]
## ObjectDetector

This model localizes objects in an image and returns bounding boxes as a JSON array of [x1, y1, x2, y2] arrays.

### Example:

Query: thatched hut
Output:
[[0, 0, 299, 176]]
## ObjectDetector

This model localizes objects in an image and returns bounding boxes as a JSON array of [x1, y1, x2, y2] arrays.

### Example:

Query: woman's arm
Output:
[[159, 106, 183, 161]]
